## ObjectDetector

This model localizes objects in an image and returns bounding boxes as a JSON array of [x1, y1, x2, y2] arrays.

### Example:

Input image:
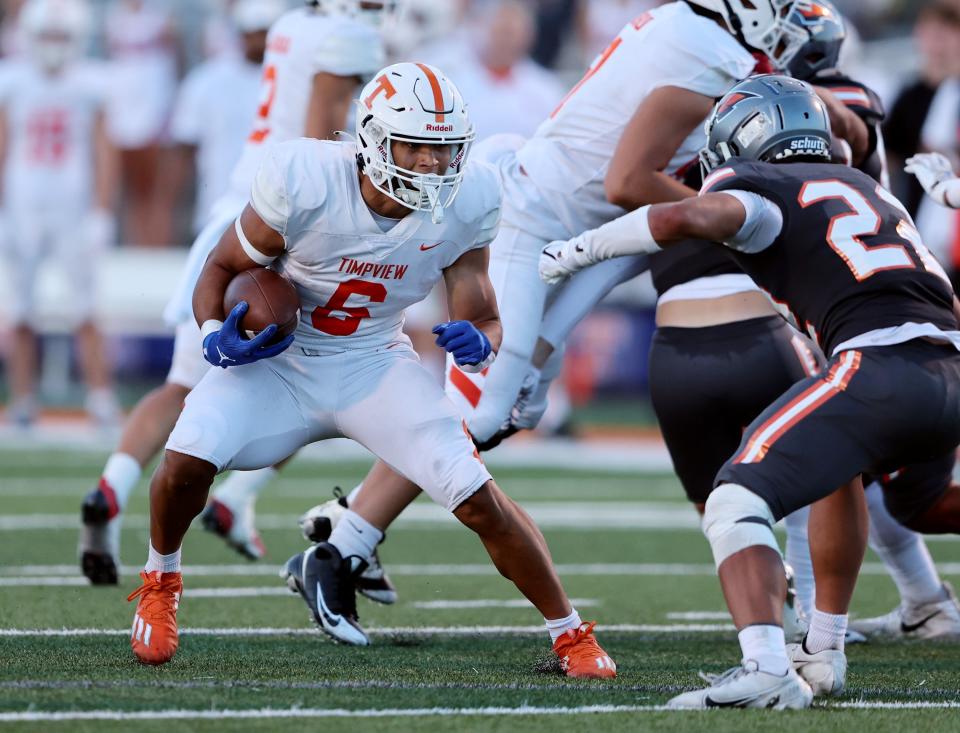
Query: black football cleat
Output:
[[298, 489, 398, 605], [79, 484, 120, 585], [282, 542, 370, 645]]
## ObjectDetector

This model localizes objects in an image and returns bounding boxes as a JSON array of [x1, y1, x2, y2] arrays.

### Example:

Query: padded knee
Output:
[[703, 483, 781, 569]]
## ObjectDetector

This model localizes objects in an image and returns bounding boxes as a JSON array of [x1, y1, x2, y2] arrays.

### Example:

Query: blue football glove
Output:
[[432, 320, 495, 373], [202, 301, 295, 368]]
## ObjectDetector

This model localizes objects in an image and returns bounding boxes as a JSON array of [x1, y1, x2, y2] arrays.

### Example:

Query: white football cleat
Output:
[[850, 583, 960, 640], [200, 497, 266, 560], [786, 641, 846, 696], [668, 661, 813, 710]]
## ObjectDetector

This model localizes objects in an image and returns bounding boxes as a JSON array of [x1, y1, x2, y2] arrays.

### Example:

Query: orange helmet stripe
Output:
[[415, 63, 446, 123]]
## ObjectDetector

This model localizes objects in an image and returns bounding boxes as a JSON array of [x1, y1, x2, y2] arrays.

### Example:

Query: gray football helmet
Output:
[[700, 74, 832, 173], [785, 1, 846, 81]]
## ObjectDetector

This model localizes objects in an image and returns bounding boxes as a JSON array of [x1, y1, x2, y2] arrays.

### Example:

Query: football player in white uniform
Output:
[[127, 63, 618, 680], [0, 0, 119, 428], [79, 0, 386, 585]]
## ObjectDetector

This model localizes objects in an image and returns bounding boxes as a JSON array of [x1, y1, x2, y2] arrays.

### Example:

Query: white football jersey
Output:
[[227, 8, 384, 200], [250, 140, 501, 353], [512, 1, 755, 240], [0, 60, 107, 210]]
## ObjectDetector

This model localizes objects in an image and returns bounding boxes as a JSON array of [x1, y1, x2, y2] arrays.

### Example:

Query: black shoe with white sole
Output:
[[282, 542, 369, 646]]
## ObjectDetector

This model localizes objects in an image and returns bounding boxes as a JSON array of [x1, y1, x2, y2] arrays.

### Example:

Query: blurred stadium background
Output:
[[0, 0, 957, 435]]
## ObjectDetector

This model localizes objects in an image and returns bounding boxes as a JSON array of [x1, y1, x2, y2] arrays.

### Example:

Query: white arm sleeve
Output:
[[719, 190, 784, 254], [576, 205, 662, 260], [250, 151, 290, 237]]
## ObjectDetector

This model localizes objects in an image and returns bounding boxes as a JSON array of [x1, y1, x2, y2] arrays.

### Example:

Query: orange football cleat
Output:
[[552, 621, 617, 679], [127, 570, 182, 666]]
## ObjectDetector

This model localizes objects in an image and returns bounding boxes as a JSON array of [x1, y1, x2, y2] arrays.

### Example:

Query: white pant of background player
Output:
[[168, 342, 490, 511], [162, 195, 246, 389], [445, 139, 647, 440]]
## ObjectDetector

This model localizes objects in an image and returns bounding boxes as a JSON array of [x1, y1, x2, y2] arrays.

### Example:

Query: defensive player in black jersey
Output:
[[541, 75, 960, 709], [785, 1, 960, 643]]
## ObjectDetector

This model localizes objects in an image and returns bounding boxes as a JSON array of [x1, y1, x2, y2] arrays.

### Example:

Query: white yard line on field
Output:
[[410, 598, 599, 610], [2, 701, 960, 722], [0, 504, 701, 531], [0, 624, 735, 637], [665, 611, 730, 620], [4, 561, 960, 579]]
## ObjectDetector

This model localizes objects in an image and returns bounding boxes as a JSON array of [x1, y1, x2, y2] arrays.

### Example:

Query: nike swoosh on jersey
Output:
[[900, 611, 941, 633], [419, 242, 444, 251]]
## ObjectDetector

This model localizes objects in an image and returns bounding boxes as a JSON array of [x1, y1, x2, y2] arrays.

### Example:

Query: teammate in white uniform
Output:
[[171, 0, 285, 233], [103, 0, 179, 246], [126, 63, 618, 681], [79, 0, 385, 585], [0, 0, 119, 427]]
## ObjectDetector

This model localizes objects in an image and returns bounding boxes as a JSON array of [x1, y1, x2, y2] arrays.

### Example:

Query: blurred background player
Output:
[[78, 0, 385, 585], [441, 1, 565, 140], [103, 0, 179, 247], [0, 0, 119, 428], [170, 0, 284, 234]]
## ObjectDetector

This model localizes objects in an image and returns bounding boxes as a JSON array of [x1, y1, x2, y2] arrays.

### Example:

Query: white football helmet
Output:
[[233, 0, 287, 33], [355, 62, 475, 223], [20, 0, 91, 71], [686, 0, 807, 70], [307, 0, 397, 27]]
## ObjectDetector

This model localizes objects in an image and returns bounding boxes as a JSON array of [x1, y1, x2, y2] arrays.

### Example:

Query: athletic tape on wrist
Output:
[[235, 218, 277, 266]]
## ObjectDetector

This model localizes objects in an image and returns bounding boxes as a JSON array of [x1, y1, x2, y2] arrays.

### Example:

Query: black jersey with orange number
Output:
[[702, 160, 957, 355]]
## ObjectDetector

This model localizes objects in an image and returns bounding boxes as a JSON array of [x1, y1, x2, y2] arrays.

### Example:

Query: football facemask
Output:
[[356, 62, 475, 223]]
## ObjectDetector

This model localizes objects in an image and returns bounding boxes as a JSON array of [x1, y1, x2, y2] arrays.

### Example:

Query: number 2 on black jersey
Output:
[[798, 179, 950, 285]]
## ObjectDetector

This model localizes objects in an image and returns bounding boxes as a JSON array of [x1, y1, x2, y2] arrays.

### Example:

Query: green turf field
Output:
[[2, 447, 959, 731]]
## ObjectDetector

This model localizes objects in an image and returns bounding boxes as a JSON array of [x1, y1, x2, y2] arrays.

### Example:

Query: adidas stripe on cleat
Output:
[[127, 570, 182, 666], [552, 622, 617, 679]]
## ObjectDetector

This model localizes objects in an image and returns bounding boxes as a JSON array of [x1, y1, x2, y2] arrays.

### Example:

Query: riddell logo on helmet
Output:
[[426, 123, 454, 132]]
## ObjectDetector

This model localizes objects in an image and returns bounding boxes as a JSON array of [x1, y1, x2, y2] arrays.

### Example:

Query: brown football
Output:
[[223, 268, 300, 342]]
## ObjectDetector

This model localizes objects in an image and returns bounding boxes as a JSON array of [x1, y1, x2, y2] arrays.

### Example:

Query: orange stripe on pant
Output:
[[734, 350, 862, 465], [449, 366, 482, 408]]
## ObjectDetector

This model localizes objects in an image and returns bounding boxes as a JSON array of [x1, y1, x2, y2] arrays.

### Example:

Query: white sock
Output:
[[738, 624, 789, 675], [805, 609, 847, 653], [865, 482, 945, 606], [101, 452, 142, 512], [328, 509, 383, 560], [783, 506, 815, 618], [346, 483, 363, 505], [145, 543, 181, 573], [213, 466, 278, 505], [545, 608, 582, 642]]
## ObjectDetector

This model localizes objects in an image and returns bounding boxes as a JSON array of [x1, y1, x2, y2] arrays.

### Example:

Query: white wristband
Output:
[[200, 319, 223, 339], [459, 350, 497, 374], [578, 205, 661, 262]]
